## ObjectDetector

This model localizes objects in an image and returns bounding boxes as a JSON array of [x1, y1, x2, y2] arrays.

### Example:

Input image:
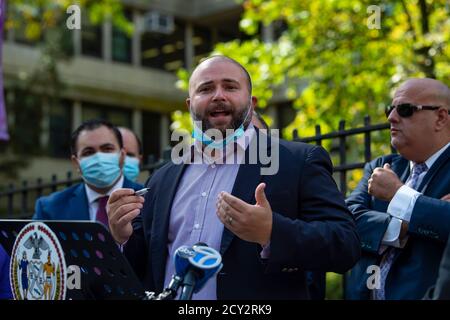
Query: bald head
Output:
[[118, 127, 141, 158], [189, 55, 252, 96], [389, 78, 450, 162], [394, 78, 450, 109]]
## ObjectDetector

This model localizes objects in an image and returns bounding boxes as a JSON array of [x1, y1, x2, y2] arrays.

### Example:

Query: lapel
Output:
[[373, 155, 409, 210], [69, 184, 90, 220], [391, 155, 410, 183], [418, 146, 450, 193], [219, 130, 266, 255], [122, 177, 133, 189], [391, 147, 450, 262], [151, 163, 187, 290]]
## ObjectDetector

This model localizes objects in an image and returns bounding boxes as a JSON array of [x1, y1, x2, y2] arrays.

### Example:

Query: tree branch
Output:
[[400, 0, 417, 41]]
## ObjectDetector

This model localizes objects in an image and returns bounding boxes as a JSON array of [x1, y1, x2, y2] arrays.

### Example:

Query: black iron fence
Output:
[[293, 115, 393, 195], [0, 152, 171, 219], [0, 115, 392, 218]]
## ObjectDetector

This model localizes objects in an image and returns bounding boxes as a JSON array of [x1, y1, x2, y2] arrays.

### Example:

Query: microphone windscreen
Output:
[[174, 246, 195, 277], [188, 245, 223, 293]]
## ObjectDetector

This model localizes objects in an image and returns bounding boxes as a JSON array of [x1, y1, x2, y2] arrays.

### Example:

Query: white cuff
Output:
[[387, 185, 421, 222], [381, 217, 409, 248]]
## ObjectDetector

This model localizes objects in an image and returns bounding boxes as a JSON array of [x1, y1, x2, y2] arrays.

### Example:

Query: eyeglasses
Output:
[[385, 103, 450, 118]]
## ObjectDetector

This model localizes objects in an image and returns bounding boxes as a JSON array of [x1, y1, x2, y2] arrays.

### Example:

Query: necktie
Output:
[[373, 162, 428, 300], [96, 196, 109, 228], [405, 162, 428, 190]]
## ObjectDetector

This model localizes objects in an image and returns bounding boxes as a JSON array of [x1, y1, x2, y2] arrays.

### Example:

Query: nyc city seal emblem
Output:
[[10, 222, 67, 300]]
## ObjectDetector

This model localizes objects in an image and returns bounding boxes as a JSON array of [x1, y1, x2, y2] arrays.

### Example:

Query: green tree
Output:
[[175, 0, 450, 139], [6, 0, 132, 41]]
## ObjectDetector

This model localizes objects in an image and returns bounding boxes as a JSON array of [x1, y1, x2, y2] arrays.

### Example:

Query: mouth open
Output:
[[210, 110, 232, 118]]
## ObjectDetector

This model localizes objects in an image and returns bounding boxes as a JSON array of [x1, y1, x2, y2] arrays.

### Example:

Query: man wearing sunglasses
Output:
[[346, 78, 450, 300]]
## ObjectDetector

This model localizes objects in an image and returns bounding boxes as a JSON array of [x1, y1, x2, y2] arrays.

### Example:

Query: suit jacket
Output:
[[346, 146, 450, 300], [424, 234, 450, 300], [125, 133, 360, 299], [33, 177, 142, 220]]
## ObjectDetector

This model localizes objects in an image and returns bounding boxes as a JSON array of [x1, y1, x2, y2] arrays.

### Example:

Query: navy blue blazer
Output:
[[32, 177, 142, 221], [346, 146, 450, 300], [427, 233, 450, 299], [124, 133, 360, 299]]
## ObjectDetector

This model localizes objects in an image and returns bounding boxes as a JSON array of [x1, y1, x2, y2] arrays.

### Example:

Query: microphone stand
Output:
[[142, 274, 183, 300], [178, 271, 198, 300]]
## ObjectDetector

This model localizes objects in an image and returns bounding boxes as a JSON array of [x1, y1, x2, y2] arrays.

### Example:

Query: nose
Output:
[[387, 106, 399, 123], [212, 86, 226, 101]]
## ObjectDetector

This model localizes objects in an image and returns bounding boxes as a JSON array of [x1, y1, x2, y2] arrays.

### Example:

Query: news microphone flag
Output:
[[0, 0, 9, 141]]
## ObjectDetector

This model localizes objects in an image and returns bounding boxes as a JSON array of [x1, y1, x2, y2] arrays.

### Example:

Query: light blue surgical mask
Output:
[[191, 103, 252, 149], [192, 125, 245, 149], [123, 156, 140, 182], [79, 152, 121, 189]]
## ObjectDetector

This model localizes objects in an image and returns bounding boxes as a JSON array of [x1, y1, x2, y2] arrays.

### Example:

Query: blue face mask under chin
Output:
[[192, 125, 245, 149], [79, 152, 121, 189], [123, 156, 140, 182], [192, 105, 252, 149]]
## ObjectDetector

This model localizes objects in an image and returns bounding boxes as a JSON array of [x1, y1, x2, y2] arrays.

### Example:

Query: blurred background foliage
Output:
[[174, 0, 450, 138], [6, 0, 133, 40]]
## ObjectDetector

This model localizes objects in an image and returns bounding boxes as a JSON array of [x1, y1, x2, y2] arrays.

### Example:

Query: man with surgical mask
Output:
[[33, 119, 142, 227], [118, 127, 143, 183]]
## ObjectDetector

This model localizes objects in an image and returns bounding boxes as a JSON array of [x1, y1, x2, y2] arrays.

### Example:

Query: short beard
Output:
[[192, 101, 252, 136]]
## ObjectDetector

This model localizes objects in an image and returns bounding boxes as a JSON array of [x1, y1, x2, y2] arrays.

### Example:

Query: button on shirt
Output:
[[164, 125, 256, 300], [85, 175, 125, 221], [382, 142, 450, 248]]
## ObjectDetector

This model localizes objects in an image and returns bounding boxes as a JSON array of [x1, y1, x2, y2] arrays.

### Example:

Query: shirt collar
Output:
[[85, 174, 124, 205], [409, 142, 450, 171]]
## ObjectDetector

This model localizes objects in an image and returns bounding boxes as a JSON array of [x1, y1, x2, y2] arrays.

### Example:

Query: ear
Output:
[[119, 148, 126, 168], [251, 96, 257, 111], [186, 97, 191, 111], [435, 108, 449, 131], [71, 155, 81, 175]]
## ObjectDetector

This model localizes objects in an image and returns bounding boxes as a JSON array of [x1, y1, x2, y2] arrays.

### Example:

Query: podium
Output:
[[0, 220, 145, 300]]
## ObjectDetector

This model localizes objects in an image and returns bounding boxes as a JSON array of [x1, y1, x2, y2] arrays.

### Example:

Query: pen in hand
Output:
[[135, 188, 150, 196]]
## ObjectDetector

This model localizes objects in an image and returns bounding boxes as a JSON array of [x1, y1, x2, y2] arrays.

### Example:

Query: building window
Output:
[[192, 26, 212, 66], [216, 16, 253, 44], [10, 90, 42, 155], [141, 19, 186, 72], [48, 100, 72, 158], [81, 17, 103, 58], [142, 111, 161, 162], [82, 102, 132, 128], [112, 9, 132, 63]]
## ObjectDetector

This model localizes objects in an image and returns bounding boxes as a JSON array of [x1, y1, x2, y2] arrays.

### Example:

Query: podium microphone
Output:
[[174, 243, 223, 300]]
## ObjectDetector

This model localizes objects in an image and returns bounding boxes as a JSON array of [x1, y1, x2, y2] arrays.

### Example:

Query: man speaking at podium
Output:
[[107, 56, 360, 299]]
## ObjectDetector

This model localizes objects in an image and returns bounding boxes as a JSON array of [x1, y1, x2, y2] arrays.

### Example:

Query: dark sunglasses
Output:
[[385, 103, 450, 118]]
